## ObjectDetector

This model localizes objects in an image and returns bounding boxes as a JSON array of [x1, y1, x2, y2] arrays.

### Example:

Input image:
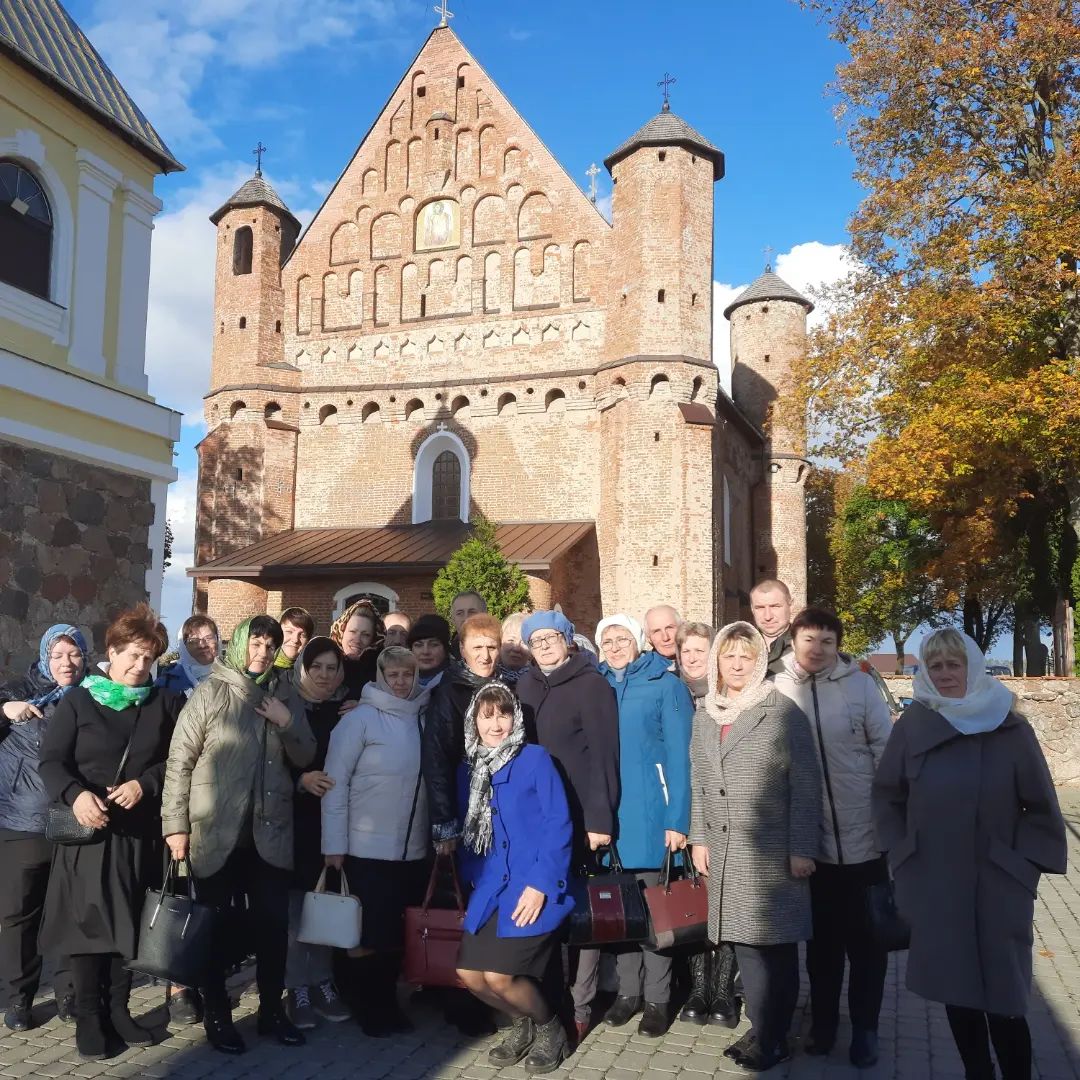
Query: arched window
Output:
[[432, 450, 461, 521], [0, 160, 52, 298], [233, 226, 253, 275]]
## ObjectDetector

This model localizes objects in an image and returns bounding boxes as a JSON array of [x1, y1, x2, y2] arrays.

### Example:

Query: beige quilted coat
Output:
[[161, 662, 315, 877]]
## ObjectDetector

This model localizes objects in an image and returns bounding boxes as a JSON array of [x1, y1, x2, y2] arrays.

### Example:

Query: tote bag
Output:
[[403, 856, 466, 988], [298, 867, 363, 949], [643, 848, 710, 950]]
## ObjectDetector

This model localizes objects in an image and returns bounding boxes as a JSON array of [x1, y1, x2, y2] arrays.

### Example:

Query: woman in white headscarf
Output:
[[873, 629, 1067, 1080], [156, 615, 219, 698]]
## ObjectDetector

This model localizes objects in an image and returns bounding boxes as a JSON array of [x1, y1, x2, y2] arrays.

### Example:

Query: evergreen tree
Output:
[[433, 515, 532, 622]]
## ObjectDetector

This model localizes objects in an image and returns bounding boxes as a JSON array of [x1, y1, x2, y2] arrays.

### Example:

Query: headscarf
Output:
[[375, 646, 423, 701], [224, 617, 279, 686], [595, 614, 645, 679], [29, 624, 88, 708], [913, 630, 1014, 735], [703, 621, 772, 727], [81, 673, 151, 711], [296, 637, 345, 704], [462, 682, 525, 855], [177, 629, 217, 690], [330, 600, 385, 659], [573, 634, 599, 662], [358, 647, 431, 717], [521, 610, 575, 648]]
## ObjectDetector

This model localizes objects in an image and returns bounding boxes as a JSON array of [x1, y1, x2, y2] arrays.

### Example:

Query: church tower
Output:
[[194, 169, 302, 613], [726, 269, 813, 608], [598, 101, 725, 621]]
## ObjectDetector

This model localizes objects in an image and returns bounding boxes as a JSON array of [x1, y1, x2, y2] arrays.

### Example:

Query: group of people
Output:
[[0, 581, 1066, 1080]]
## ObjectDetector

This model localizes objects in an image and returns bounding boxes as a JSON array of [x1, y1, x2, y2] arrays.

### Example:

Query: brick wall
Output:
[[0, 438, 154, 679]]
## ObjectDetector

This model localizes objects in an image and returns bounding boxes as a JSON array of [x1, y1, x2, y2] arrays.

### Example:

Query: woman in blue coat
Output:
[[596, 613, 694, 1038], [456, 683, 574, 1075]]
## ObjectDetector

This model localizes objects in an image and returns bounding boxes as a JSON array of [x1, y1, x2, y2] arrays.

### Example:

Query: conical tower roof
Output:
[[723, 269, 813, 319], [210, 171, 299, 228], [604, 103, 724, 180]]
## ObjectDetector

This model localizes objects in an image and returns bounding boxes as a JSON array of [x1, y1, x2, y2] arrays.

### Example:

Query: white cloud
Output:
[[711, 241, 854, 395]]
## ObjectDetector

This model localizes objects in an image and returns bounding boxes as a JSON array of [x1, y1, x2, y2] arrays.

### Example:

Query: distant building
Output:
[[0, 0, 182, 676], [190, 25, 811, 638], [867, 653, 919, 676]]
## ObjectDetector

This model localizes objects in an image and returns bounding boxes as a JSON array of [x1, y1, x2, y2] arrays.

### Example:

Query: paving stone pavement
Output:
[[5, 791, 1080, 1079]]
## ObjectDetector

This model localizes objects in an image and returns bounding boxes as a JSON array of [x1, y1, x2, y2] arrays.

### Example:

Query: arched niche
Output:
[[412, 429, 470, 524], [332, 581, 399, 618]]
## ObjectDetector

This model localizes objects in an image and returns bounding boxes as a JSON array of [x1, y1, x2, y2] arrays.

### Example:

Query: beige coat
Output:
[[161, 662, 315, 877]]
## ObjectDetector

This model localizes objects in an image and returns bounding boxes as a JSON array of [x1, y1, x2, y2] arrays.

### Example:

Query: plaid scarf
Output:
[[462, 685, 525, 855]]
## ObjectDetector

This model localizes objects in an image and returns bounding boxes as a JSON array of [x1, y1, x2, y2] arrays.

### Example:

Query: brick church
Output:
[[190, 23, 812, 639]]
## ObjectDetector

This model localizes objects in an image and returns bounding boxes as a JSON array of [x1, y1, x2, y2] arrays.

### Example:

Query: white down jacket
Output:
[[774, 655, 892, 865], [322, 681, 431, 862]]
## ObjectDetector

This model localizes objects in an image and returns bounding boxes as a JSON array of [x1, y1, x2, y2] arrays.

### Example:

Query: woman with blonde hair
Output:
[[874, 629, 1066, 1080], [689, 622, 820, 1073], [330, 600, 385, 701]]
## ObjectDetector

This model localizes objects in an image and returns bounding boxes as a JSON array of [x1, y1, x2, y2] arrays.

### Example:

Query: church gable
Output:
[[283, 26, 609, 374]]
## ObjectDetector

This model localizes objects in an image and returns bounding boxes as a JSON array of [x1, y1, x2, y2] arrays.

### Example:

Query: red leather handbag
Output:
[[643, 849, 710, 950], [403, 856, 467, 988], [567, 843, 650, 947]]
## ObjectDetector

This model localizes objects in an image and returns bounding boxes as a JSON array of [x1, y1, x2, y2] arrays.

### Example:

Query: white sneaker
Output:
[[285, 986, 318, 1030], [314, 980, 351, 1023]]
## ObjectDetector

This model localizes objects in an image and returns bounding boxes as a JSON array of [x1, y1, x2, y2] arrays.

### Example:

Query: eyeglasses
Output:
[[528, 633, 563, 650], [600, 636, 635, 651], [185, 636, 217, 648]]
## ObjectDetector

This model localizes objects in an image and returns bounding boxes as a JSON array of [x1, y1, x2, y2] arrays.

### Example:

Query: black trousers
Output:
[[0, 835, 71, 1006], [806, 856, 889, 1036], [946, 1005, 1032, 1080], [733, 942, 799, 1052], [196, 846, 290, 1011]]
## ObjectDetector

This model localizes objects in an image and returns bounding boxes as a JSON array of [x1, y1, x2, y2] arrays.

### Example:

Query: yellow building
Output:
[[0, 0, 183, 674]]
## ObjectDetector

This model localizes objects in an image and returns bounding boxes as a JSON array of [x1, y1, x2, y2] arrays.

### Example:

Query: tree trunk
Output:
[[1013, 603, 1026, 676], [892, 632, 907, 676], [963, 594, 982, 644], [1022, 619, 1045, 676]]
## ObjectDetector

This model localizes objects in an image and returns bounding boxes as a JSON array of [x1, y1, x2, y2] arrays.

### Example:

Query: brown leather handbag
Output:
[[643, 849, 710, 950], [403, 856, 466, 988], [567, 843, 650, 947]]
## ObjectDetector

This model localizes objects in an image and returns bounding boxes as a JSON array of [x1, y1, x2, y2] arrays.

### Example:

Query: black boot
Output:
[[524, 1015, 569, 1074], [850, 1027, 879, 1068], [707, 943, 740, 1028], [488, 1016, 536, 1066], [678, 951, 710, 1024], [107, 958, 152, 1046], [203, 997, 246, 1055], [257, 1001, 306, 1046], [604, 995, 642, 1027], [71, 957, 107, 1060]]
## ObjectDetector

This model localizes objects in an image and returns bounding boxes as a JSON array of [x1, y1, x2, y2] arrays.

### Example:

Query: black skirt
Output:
[[457, 914, 559, 980], [39, 829, 162, 958], [344, 856, 430, 950]]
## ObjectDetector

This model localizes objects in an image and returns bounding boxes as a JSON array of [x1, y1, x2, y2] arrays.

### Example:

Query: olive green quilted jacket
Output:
[[161, 661, 315, 877]]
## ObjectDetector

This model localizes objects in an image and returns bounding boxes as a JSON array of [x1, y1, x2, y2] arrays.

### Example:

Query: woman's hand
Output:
[[586, 832, 612, 851], [2, 701, 42, 723], [511, 886, 546, 927], [665, 830, 687, 852], [324, 854, 344, 870], [691, 844, 710, 877], [165, 833, 189, 861], [106, 779, 143, 810], [255, 696, 292, 728], [301, 771, 335, 797], [338, 700, 358, 715], [72, 790, 109, 829], [436, 838, 458, 856], [790, 855, 816, 879]]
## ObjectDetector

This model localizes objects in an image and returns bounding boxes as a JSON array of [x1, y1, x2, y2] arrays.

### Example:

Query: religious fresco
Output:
[[415, 199, 459, 251]]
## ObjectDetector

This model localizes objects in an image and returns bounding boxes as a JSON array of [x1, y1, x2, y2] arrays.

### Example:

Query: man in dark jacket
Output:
[[516, 610, 620, 1042], [751, 579, 795, 676]]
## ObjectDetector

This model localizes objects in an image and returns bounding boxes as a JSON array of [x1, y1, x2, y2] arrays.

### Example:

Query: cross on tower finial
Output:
[[253, 141, 267, 177], [586, 163, 600, 204], [658, 72, 676, 111], [434, 0, 454, 27], [763, 244, 775, 272]]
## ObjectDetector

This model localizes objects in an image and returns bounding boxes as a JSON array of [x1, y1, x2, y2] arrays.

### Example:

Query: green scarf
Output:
[[273, 651, 295, 670], [82, 673, 152, 711], [225, 618, 278, 686]]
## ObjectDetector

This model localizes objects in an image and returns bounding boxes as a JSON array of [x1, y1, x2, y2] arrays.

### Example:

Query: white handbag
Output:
[[298, 868, 363, 949]]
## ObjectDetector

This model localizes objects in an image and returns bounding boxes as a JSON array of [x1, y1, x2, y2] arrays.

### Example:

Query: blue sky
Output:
[[66, 0, 864, 640]]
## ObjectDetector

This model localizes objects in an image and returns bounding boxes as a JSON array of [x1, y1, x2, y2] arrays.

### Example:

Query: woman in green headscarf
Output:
[[37, 603, 181, 1061], [162, 615, 315, 1055]]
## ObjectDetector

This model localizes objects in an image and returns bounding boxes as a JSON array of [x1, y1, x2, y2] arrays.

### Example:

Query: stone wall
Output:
[[883, 675, 1080, 786], [0, 438, 153, 680]]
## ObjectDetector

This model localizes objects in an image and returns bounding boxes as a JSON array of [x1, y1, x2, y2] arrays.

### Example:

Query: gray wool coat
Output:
[[688, 689, 822, 946], [873, 703, 1067, 1016]]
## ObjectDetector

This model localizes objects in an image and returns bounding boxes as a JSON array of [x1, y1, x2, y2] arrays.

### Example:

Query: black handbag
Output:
[[866, 878, 910, 951], [567, 843, 650, 947], [45, 713, 138, 846], [128, 858, 215, 988]]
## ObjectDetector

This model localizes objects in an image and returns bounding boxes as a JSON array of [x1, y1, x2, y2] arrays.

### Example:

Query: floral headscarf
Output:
[[329, 600, 385, 658]]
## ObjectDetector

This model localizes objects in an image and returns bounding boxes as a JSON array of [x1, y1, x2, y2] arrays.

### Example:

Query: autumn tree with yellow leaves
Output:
[[798, 0, 1080, 671]]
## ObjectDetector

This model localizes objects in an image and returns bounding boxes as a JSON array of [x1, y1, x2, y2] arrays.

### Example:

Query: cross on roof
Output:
[[253, 141, 267, 176], [434, 0, 454, 26], [437, 421, 448, 431], [586, 162, 600, 204], [657, 71, 676, 110], [763, 244, 775, 272]]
